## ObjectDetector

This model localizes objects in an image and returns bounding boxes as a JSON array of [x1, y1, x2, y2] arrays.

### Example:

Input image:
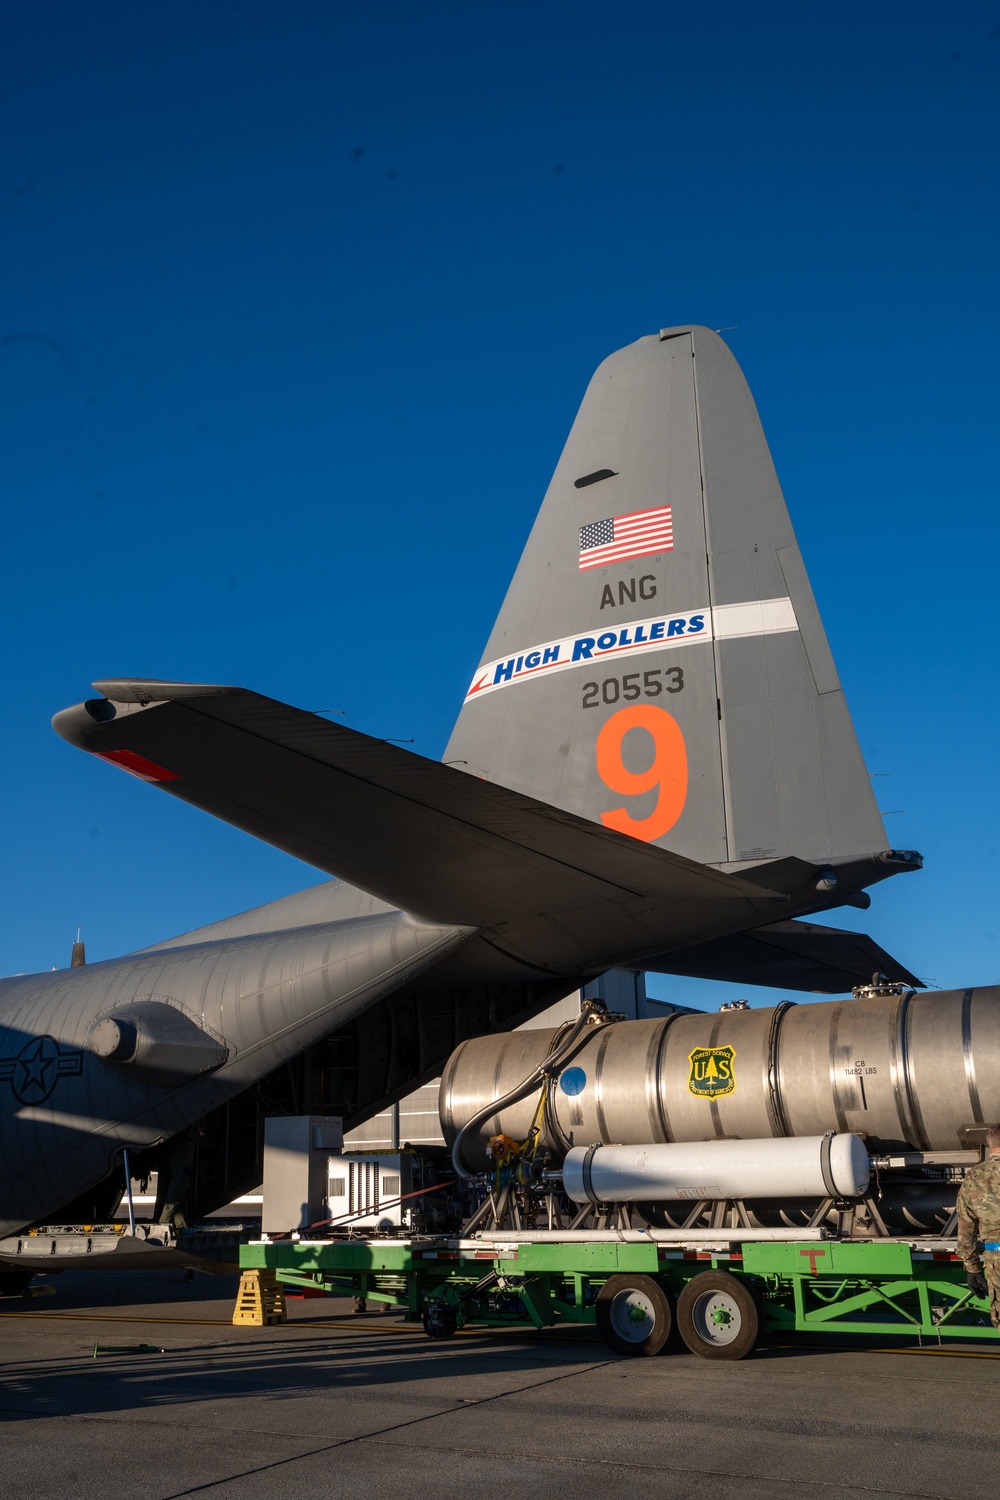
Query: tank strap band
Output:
[[581, 1143, 601, 1204], [819, 1131, 838, 1198]]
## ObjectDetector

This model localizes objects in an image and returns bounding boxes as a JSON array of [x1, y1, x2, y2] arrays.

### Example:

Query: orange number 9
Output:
[[595, 705, 687, 843]]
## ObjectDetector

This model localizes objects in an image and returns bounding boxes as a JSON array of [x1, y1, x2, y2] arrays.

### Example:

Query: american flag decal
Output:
[[578, 506, 673, 570]]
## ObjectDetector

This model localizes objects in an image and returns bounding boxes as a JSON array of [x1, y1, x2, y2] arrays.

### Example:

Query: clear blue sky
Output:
[[2, 2, 997, 1008]]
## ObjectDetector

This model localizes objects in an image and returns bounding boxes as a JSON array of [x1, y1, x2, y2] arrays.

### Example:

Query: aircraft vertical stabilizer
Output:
[[444, 327, 886, 870]]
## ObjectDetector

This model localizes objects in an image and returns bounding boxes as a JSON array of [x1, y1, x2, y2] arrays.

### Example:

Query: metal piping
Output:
[[465, 1227, 835, 1244], [448, 1003, 605, 1177]]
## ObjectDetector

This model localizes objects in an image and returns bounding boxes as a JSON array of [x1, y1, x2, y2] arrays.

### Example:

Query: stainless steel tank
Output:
[[439, 987, 1000, 1170]]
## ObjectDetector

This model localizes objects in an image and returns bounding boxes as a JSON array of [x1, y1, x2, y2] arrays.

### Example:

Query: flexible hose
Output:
[[449, 1002, 603, 1177]]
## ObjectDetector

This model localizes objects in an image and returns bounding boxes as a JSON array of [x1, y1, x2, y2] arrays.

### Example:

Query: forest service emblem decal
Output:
[[687, 1045, 736, 1100]]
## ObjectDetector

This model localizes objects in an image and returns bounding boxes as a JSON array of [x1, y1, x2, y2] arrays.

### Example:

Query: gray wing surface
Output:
[[53, 680, 780, 940], [643, 918, 922, 993]]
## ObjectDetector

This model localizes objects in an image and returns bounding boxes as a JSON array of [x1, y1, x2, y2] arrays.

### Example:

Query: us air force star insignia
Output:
[[687, 1045, 736, 1100], [0, 1035, 84, 1106]]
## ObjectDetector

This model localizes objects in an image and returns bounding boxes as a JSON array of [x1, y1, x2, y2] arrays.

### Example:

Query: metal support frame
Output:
[[241, 1230, 999, 1347], [122, 1148, 136, 1236]]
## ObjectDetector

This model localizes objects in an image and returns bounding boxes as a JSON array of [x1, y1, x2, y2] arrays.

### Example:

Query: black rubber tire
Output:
[[0, 1271, 33, 1298], [595, 1273, 675, 1356], [422, 1306, 458, 1340], [676, 1270, 762, 1360]]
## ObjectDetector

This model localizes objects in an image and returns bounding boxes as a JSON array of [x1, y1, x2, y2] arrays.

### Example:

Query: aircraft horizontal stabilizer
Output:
[[643, 917, 922, 993], [54, 681, 784, 935]]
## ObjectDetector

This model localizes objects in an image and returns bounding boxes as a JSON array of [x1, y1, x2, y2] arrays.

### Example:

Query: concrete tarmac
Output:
[[1, 1269, 998, 1500]]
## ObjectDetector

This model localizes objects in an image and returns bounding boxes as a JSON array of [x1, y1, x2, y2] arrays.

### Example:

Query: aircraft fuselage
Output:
[[0, 908, 470, 1237]]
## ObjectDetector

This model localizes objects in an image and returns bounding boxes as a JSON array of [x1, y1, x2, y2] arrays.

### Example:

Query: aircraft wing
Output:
[[54, 680, 784, 937], [643, 917, 922, 993]]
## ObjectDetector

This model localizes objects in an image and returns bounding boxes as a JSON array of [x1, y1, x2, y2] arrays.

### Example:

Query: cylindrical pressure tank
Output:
[[561, 1135, 870, 1205], [439, 987, 1000, 1171]]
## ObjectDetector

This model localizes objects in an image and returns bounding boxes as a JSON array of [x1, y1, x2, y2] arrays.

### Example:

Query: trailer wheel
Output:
[[422, 1304, 458, 1340], [676, 1271, 761, 1360], [595, 1274, 675, 1356]]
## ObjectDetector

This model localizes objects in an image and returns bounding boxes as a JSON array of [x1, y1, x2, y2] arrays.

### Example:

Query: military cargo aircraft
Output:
[[0, 326, 920, 1242]]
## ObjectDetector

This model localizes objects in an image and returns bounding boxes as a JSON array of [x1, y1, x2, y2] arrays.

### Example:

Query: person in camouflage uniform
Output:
[[955, 1123, 1000, 1330]]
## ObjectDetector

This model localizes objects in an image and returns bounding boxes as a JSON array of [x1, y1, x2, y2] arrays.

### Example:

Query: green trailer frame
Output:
[[240, 1234, 999, 1358]]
